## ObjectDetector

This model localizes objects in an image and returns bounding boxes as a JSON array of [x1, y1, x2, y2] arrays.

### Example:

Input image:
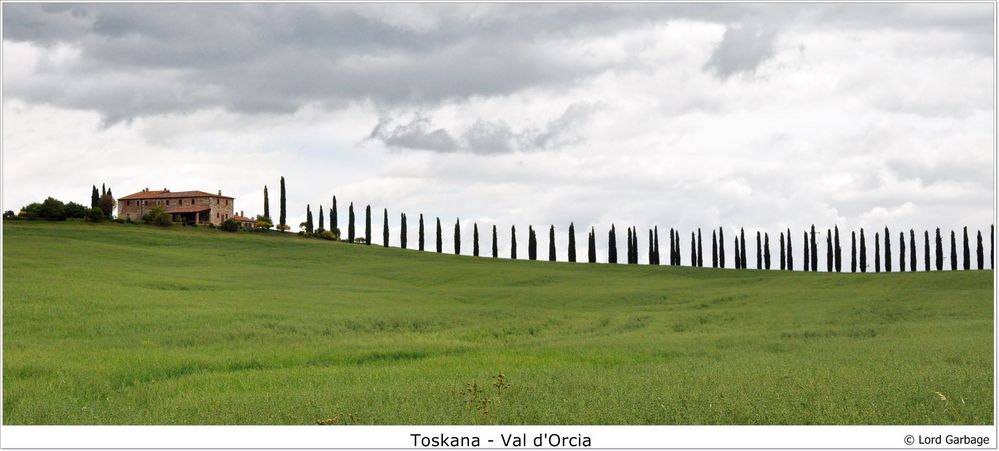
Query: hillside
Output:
[[2, 220, 994, 424]]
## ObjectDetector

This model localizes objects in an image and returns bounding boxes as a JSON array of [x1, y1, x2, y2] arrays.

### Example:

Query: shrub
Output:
[[3, 210, 15, 219], [64, 201, 88, 219], [86, 207, 107, 223], [256, 215, 273, 230], [220, 218, 239, 232], [21, 202, 43, 218], [319, 230, 338, 241], [142, 207, 172, 227], [38, 197, 67, 220], [276, 224, 290, 232]]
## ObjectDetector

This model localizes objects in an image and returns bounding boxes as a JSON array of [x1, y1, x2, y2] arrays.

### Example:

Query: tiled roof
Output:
[[232, 215, 255, 222], [119, 189, 234, 200]]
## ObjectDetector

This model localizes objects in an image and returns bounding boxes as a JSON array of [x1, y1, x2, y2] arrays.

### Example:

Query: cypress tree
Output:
[[859, 228, 867, 272], [734, 237, 740, 269], [331, 196, 337, 232], [436, 218, 442, 253], [263, 186, 269, 219], [608, 225, 617, 264], [528, 226, 537, 261], [963, 227, 970, 270], [690, 232, 696, 266], [804, 232, 810, 272], [875, 232, 881, 273], [382, 208, 389, 247], [740, 228, 747, 269], [588, 227, 596, 263], [712, 231, 719, 268], [473, 223, 480, 257], [977, 230, 984, 270], [697, 229, 703, 267], [492, 225, 498, 258], [899, 232, 905, 272], [950, 230, 958, 270], [850, 231, 857, 273], [627, 228, 633, 263], [364, 205, 371, 245], [719, 228, 726, 269], [654, 226, 661, 265], [319, 205, 325, 231], [102, 183, 106, 197], [884, 227, 891, 272], [568, 223, 576, 263], [347, 203, 355, 242], [935, 228, 943, 270], [91, 185, 99, 208], [756, 231, 762, 270], [511, 225, 517, 259], [401, 213, 408, 249], [786, 228, 793, 271], [992, 224, 994, 269], [647, 229, 653, 265], [764, 233, 771, 270], [454, 218, 461, 255], [809, 225, 817, 271], [825, 231, 832, 272], [924, 230, 930, 272], [834, 226, 842, 272], [306, 205, 314, 234], [549, 225, 556, 262], [279, 176, 287, 230], [779, 232, 785, 270], [909, 229, 916, 272], [675, 230, 682, 266], [669, 229, 675, 265], [418, 214, 425, 251]]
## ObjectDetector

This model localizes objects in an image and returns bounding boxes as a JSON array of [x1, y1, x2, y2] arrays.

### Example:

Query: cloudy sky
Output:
[[3, 3, 994, 267]]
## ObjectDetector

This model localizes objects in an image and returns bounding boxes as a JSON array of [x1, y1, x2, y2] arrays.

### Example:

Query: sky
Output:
[[2, 3, 994, 268]]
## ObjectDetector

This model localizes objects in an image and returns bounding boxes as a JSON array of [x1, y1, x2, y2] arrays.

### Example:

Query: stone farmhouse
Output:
[[117, 188, 235, 225]]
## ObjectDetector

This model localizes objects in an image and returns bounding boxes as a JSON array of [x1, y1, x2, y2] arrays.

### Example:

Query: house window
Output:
[[166, 200, 170, 206], [144, 200, 148, 206]]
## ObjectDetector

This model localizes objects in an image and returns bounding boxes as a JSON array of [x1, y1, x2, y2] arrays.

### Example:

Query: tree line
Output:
[[261, 180, 994, 272]]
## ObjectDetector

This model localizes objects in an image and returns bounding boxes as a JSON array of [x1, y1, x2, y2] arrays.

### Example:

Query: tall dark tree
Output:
[[473, 223, 480, 257], [875, 232, 881, 273], [588, 227, 597, 263], [963, 227, 970, 270], [924, 230, 930, 272], [492, 225, 498, 258], [648, 229, 654, 264], [568, 223, 577, 263], [364, 205, 372, 245], [779, 232, 785, 270], [898, 232, 905, 272], [825, 231, 832, 273], [950, 230, 958, 270], [786, 228, 793, 271], [756, 231, 762, 270], [401, 213, 408, 249], [608, 225, 617, 264], [690, 232, 696, 266], [279, 176, 287, 230], [101, 183, 106, 197], [549, 225, 557, 262], [674, 230, 681, 266], [511, 225, 517, 259], [696, 229, 703, 267], [935, 228, 943, 271], [669, 229, 675, 265], [909, 229, 916, 272], [804, 232, 810, 272], [740, 228, 747, 270], [100, 188, 114, 218], [91, 185, 99, 208], [436, 217, 443, 253], [454, 218, 461, 255], [347, 202, 355, 242], [528, 226, 537, 261], [654, 226, 660, 265], [712, 231, 719, 268], [834, 226, 842, 272], [860, 229, 867, 272], [884, 227, 891, 272], [331, 196, 337, 232], [382, 208, 389, 247], [850, 231, 857, 273], [734, 237, 740, 269], [992, 224, 994, 269], [977, 230, 984, 270], [809, 225, 818, 271], [763, 233, 771, 270], [418, 214, 425, 251], [305, 205, 314, 234], [263, 185, 270, 219], [719, 228, 726, 269], [319, 205, 325, 231]]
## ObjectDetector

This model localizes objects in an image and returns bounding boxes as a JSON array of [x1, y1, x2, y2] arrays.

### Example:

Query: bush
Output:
[[256, 215, 273, 230], [21, 202, 43, 218], [64, 201, 88, 219], [3, 210, 15, 219], [220, 218, 239, 232], [38, 197, 67, 220], [276, 224, 290, 232], [86, 207, 107, 223], [319, 230, 338, 241], [142, 207, 172, 227]]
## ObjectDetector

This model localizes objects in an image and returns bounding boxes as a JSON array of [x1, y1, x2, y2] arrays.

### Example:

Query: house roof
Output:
[[119, 189, 234, 200], [232, 215, 255, 223]]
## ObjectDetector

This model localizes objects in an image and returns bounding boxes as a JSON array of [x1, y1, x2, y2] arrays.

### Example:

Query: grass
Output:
[[2, 220, 993, 425]]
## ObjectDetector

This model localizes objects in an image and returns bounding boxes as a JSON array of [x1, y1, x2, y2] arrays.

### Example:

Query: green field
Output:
[[2, 220, 994, 424]]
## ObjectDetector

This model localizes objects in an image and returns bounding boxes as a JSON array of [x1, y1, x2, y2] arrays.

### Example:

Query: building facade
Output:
[[117, 188, 235, 225]]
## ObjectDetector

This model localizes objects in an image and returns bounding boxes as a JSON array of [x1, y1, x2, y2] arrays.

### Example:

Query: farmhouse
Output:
[[117, 188, 235, 225]]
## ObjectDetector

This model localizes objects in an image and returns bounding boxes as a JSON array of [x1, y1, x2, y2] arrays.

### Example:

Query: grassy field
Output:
[[2, 220, 993, 425]]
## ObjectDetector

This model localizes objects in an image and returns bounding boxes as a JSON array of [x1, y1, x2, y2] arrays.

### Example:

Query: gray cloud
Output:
[[3, 3, 992, 122]]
